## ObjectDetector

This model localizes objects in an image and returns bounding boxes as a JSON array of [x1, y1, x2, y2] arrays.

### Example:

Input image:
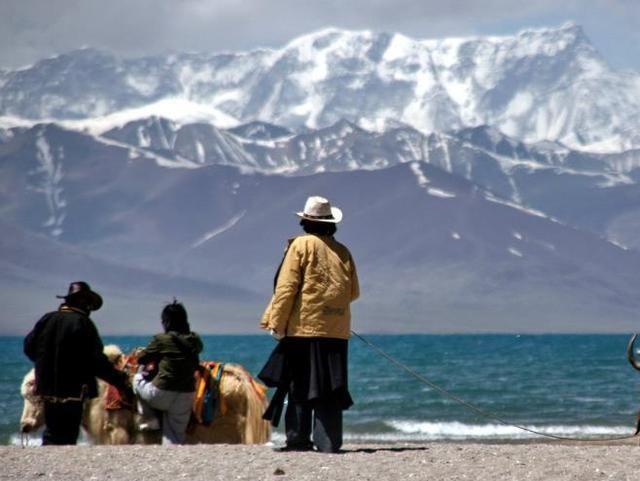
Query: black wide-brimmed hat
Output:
[[57, 281, 103, 311]]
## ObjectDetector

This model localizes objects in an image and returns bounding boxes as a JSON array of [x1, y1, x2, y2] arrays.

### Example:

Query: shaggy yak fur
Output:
[[20, 345, 271, 445]]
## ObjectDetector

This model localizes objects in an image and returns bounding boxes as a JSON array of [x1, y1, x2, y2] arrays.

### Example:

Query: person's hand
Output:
[[270, 329, 283, 341]]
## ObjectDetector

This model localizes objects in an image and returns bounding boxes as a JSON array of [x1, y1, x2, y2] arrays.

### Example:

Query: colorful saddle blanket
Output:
[[192, 361, 225, 425]]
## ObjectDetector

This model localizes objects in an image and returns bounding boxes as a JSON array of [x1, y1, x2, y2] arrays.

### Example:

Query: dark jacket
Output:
[[24, 306, 128, 399], [138, 331, 203, 392]]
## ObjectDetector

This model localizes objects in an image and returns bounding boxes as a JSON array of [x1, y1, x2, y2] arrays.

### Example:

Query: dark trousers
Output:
[[285, 395, 343, 453], [42, 401, 83, 445]]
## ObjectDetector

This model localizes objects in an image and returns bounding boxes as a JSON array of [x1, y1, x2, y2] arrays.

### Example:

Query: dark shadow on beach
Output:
[[343, 446, 430, 454]]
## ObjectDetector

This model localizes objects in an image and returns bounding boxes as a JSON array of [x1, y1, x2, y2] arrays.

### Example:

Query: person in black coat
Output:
[[23, 281, 132, 445]]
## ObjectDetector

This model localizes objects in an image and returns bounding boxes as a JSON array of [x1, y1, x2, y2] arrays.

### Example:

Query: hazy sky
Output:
[[1, 0, 639, 71]]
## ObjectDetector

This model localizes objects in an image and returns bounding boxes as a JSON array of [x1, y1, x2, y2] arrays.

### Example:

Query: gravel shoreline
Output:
[[1, 441, 638, 481]]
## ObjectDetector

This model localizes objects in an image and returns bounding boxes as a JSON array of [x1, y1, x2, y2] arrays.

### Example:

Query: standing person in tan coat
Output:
[[259, 196, 359, 453]]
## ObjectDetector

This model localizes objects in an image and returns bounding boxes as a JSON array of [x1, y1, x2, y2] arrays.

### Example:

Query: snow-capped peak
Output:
[[0, 24, 638, 152]]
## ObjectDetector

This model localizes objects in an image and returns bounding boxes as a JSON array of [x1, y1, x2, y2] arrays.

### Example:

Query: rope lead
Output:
[[351, 330, 639, 442]]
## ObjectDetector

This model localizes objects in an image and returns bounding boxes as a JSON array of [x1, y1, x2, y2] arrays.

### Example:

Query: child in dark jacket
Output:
[[133, 300, 203, 444]]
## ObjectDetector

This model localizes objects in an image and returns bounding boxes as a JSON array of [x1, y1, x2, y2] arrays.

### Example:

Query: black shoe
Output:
[[273, 442, 314, 452]]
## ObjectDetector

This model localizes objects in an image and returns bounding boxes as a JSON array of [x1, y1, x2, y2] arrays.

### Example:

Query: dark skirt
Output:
[[258, 337, 354, 426]]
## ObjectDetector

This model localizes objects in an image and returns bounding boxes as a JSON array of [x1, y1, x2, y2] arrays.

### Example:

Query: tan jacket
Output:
[[260, 234, 359, 339]]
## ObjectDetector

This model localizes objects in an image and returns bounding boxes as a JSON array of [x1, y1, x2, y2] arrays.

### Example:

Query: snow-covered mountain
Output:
[[95, 117, 640, 241], [99, 116, 639, 178], [3, 23, 640, 333], [1, 24, 639, 152], [4, 120, 640, 244], [3, 123, 640, 333]]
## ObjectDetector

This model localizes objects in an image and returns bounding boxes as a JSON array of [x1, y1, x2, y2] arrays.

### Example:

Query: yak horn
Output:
[[627, 334, 640, 371]]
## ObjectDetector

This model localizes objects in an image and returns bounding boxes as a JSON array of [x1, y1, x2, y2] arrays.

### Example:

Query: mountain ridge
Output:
[[3, 23, 640, 333], [4, 118, 640, 246], [4, 156, 640, 334], [1, 24, 639, 152]]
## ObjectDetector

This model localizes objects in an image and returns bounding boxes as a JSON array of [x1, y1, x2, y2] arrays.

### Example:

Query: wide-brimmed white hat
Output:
[[296, 196, 343, 223]]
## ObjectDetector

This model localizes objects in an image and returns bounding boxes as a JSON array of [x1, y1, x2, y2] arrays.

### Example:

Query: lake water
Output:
[[3, 334, 639, 445]]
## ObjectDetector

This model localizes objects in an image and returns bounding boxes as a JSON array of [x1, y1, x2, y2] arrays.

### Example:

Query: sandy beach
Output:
[[1, 441, 638, 481]]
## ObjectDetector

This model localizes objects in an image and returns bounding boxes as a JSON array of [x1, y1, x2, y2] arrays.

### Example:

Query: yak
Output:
[[20, 345, 270, 445]]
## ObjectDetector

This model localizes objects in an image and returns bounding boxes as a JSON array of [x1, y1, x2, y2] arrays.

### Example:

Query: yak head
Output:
[[20, 369, 44, 433], [19, 344, 126, 434]]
